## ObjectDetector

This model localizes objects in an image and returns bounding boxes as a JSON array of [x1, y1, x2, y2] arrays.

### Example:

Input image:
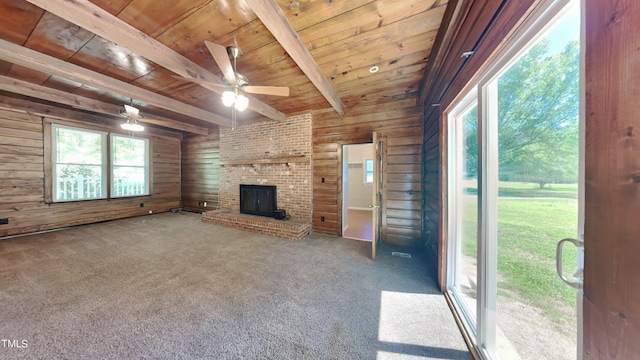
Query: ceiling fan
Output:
[[174, 41, 290, 128], [120, 101, 144, 132]]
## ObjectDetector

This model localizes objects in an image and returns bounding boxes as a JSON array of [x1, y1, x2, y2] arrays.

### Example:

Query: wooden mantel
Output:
[[222, 155, 309, 166]]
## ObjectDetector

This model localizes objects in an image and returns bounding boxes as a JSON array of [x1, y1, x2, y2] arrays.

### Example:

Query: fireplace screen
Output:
[[239, 184, 277, 218]]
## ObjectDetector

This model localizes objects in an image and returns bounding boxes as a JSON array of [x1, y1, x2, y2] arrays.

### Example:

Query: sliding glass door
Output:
[[446, 1, 582, 359]]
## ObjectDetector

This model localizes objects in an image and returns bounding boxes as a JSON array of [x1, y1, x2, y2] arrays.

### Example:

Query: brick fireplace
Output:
[[203, 114, 313, 239]]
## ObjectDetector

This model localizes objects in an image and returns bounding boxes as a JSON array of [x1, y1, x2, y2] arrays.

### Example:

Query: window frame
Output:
[[363, 158, 374, 184], [110, 134, 150, 198], [446, 89, 480, 339], [51, 124, 108, 202], [45, 120, 151, 203]]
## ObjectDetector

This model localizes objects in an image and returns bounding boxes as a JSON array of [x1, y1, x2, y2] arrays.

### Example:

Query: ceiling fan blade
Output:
[[171, 75, 227, 90], [243, 85, 290, 97], [205, 40, 236, 85]]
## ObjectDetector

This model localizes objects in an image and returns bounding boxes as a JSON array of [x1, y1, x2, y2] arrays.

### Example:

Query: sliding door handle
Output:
[[556, 238, 584, 289]]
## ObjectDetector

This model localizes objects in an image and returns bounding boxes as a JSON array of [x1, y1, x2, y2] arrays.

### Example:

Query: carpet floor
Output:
[[0, 212, 471, 360]]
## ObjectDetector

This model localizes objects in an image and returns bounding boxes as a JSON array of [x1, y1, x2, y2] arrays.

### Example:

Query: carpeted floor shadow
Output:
[[0, 212, 471, 360]]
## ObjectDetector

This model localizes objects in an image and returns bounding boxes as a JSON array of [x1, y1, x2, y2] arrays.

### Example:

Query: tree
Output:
[[465, 39, 580, 188], [498, 39, 579, 188], [507, 120, 578, 188], [56, 127, 103, 180], [463, 106, 478, 180]]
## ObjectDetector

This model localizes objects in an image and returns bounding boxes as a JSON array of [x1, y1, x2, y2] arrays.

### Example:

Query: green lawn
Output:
[[460, 181, 578, 323], [497, 182, 578, 199], [463, 181, 578, 199]]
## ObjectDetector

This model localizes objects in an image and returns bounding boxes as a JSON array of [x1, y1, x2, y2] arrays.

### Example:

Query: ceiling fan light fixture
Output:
[[221, 91, 249, 112], [121, 102, 144, 131], [234, 94, 249, 112], [222, 91, 236, 107], [121, 118, 144, 132]]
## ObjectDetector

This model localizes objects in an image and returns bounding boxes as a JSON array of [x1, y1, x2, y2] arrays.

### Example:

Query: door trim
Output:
[[340, 142, 376, 243]]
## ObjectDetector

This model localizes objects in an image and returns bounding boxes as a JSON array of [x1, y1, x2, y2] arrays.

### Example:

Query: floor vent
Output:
[[392, 252, 411, 258]]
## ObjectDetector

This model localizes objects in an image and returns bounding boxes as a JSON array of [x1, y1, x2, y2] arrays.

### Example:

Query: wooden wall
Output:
[[421, 104, 440, 270], [583, 0, 640, 358], [312, 98, 424, 247], [181, 128, 220, 212], [0, 107, 181, 238]]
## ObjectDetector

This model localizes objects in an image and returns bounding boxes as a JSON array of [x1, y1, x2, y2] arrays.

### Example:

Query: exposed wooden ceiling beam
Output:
[[24, 0, 286, 122], [0, 95, 182, 139], [0, 75, 209, 135], [245, 0, 345, 115], [0, 38, 231, 127]]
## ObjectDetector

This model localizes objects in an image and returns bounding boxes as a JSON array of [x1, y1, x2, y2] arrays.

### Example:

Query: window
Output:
[[53, 125, 107, 201], [111, 135, 149, 197], [364, 159, 374, 184], [51, 124, 149, 202]]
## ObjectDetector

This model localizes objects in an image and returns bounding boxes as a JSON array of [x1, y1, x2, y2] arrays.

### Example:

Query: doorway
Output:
[[342, 143, 374, 241]]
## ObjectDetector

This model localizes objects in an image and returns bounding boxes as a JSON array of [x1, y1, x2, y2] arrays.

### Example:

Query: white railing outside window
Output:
[[112, 178, 146, 197], [56, 175, 103, 201], [111, 135, 149, 197]]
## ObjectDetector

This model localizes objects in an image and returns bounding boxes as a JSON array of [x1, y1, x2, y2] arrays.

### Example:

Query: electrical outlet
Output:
[[148, 210, 152, 214], [139, 203, 144, 207], [321, 216, 325, 222], [203, 202, 207, 207], [322, 177, 325, 183], [0, 218, 8, 225]]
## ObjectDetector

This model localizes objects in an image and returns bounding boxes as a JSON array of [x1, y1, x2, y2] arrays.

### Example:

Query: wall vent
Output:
[[392, 252, 411, 258]]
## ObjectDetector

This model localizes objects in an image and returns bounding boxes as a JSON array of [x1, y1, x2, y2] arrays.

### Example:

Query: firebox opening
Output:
[[240, 184, 277, 218]]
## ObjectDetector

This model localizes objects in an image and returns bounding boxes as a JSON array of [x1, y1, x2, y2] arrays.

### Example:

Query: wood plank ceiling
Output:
[[0, 0, 447, 134]]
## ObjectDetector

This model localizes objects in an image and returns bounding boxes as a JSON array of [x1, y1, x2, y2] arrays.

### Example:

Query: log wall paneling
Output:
[[0, 108, 181, 238], [312, 98, 424, 247], [181, 128, 221, 212], [312, 141, 340, 233], [422, 104, 441, 276], [383, 132, 423, 247]]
